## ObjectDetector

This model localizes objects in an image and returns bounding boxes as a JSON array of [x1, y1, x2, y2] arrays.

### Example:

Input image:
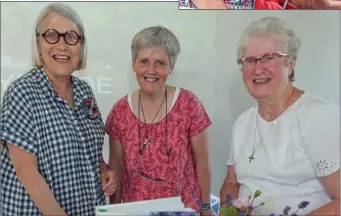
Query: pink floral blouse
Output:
[[104, 88, 212, 210]]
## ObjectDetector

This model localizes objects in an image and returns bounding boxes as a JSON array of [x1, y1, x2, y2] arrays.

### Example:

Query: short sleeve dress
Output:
[[104, 88, 212, 210]]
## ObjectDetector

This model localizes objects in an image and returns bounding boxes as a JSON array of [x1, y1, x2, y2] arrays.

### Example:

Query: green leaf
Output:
[[254, 190, 262, 198], [259, 202, 265, 206]]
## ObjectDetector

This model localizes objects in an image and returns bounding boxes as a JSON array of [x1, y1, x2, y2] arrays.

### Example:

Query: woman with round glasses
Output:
[[0, 3, 117, 216], [220, 16, 340, 215], [104, 26, 214, 215]]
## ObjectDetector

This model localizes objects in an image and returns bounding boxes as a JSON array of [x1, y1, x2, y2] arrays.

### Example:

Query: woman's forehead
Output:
[[39, 12, 79, 33], [243, 36, 284, 56], [137, 47, 168, 58]]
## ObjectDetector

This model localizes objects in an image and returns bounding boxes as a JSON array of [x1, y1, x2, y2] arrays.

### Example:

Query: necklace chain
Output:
[[249, 86, 294, 163], [248, 111, 278, 163], [136, 87, 170, 183], [139, 91, 166, 146], [137, 87, 169, 155]]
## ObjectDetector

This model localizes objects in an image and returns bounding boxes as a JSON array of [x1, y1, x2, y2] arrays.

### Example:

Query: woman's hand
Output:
[[100, 166, 118, 196], [220, 165, 240, 204]]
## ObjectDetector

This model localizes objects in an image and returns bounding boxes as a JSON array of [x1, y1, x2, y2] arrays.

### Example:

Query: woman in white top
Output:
[[219, 16, 340, 215]]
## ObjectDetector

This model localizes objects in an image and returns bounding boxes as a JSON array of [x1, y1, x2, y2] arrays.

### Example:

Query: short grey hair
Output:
[[31, 3, 87, 70], [237, 16, 301, 81], [131, 26, 181, 68]]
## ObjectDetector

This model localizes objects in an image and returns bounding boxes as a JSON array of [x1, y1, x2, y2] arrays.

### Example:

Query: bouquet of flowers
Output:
[[220, 190, 264, 216], [220, 190, 310, 216], [148, 189, 310, 216]]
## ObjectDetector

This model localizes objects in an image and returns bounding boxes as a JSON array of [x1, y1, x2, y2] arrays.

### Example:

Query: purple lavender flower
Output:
[[226, 194, 233, 206], [270, 200, 310, 216], [248, 206, 254, 212], [298, 201, 310, 209], [283, 206, 291, 215], [269, 213, 276, 216]]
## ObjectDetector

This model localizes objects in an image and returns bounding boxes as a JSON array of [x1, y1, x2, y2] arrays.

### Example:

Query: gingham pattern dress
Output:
[[0, 68, 106, 216]]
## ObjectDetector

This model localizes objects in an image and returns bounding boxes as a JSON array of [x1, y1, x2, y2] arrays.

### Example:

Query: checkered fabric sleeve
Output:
[[1, 78, 38, 155]]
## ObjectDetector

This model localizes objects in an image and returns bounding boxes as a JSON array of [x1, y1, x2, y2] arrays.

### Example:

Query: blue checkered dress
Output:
[[0, 68, 106, 216]]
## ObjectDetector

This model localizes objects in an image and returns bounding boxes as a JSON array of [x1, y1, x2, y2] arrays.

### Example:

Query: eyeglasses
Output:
[[36, 29, 84, 46], [237, 52, 289, 70], [136, 148, 170, 183]]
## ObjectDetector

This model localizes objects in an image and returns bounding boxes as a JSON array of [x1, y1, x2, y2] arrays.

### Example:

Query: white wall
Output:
[[1, 2, 340, 196]]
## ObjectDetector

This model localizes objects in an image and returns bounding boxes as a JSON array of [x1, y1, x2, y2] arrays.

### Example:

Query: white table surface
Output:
[[95, 196, 195, 216]]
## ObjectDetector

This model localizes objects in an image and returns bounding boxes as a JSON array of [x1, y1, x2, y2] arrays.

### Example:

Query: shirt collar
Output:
[[35, 67, 85, 110]]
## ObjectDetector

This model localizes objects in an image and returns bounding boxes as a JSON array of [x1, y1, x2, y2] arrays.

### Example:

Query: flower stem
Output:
[[248, 197, 256, 215]]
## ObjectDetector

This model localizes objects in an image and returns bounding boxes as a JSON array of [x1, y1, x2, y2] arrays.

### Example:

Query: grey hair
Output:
[[237, 16, 301, 81], [131, 26, 181, 68], [31, 3, 87, 70]]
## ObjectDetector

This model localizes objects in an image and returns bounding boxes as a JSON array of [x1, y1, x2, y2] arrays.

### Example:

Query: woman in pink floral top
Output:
[[104, 26, 213, 215]]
